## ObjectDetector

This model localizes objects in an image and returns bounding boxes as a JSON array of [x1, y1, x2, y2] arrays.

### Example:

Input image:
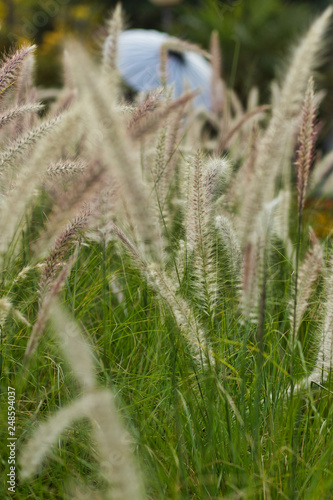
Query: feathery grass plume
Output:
[[0, 102, 43, 132], [295, 77, 318, 218], [129, 89, 198, 140], [0, 108, 76, 256], [103, 4, 123, 76], [215, 215, 242, 281], [0, 113, 64, 174], [21, 301, 145, 499], [0, 297, 12, 325], [9, 265, 34, 286], [0, 296, 30, 328], [87, 179, 118, 244], [152, 118, 170, 225], [127, 88, 163, 132], [35, 160, 105, 258], [204, 156, 232, 193], [204, 156, 233, 216], [39, 208, 91, 297], [294, 255, 333, 387], [148, 116, 177, 244], [289, 230, 323, 337], [292, 77, 319, 368], [19, 390, 145, 500], [0, 45, 36, 97], [185, 151, 218, 315], [46, 157, 87, 179], [24, 251, 78, 362], [185, 152, 212, 246], [210, 30, 223, 116], [280, 10, 329, 129], [239, 7, 332, 246], [177, 140, 194, 205], [153, 119, 167, 191]]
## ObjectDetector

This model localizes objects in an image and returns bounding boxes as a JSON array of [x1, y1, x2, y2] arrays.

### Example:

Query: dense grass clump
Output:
[[2, 5, 333, 499]]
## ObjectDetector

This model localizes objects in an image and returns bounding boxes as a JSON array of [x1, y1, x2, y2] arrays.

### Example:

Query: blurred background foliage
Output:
[[0, 0, 332, 144]]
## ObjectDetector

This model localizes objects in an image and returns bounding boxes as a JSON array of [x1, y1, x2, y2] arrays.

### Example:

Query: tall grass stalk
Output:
[[292, 77, 318, 394]]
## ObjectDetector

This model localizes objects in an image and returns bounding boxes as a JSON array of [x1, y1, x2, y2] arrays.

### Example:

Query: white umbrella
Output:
[[115, 29, 212, 109]]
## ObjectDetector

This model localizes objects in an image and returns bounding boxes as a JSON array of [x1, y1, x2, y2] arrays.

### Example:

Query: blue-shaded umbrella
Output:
[[116, 29, 212, 109]]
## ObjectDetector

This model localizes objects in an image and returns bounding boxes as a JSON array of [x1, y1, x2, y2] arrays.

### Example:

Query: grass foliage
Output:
[[2, 6, 333, 499]]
